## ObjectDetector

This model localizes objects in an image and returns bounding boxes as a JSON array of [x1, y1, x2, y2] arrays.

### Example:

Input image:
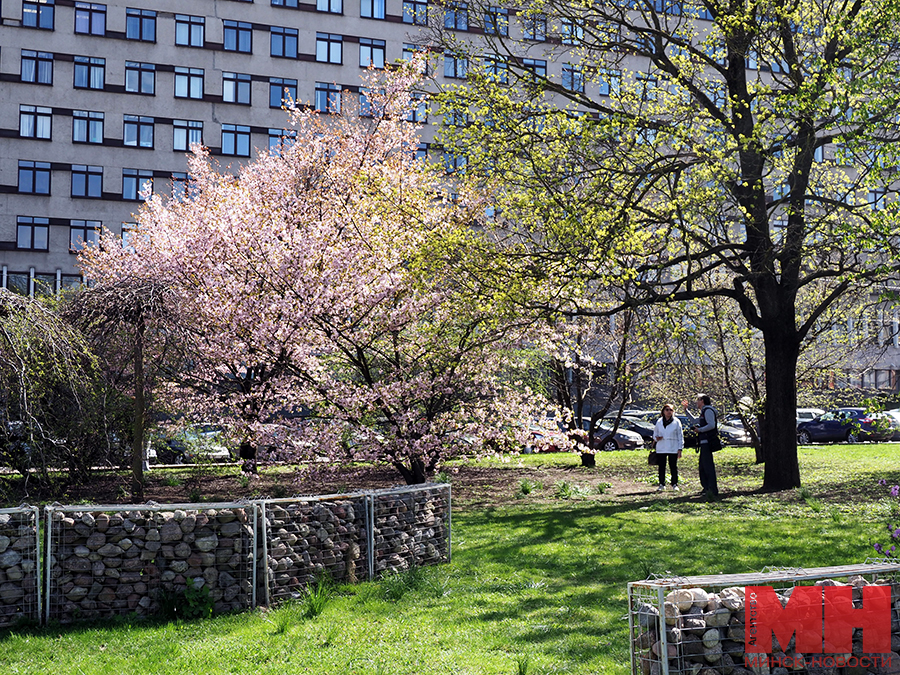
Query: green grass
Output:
[[0, 444, 897, 674]]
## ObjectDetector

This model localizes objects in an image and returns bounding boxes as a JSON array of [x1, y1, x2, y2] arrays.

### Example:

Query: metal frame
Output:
[[0, 505, 40, 627]]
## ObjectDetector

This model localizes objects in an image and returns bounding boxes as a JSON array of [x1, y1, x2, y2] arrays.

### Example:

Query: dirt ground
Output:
[[0, 460, 646, 509]]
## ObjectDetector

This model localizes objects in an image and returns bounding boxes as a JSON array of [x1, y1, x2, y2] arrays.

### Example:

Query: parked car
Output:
[[524, 423, 568, 453], [154, 423, 233, 464], [796, 408, 826, 425], [882, 410, 900, 441], [718, 422, 753, 446], [604, 415, 656, 447], [796, 408, 894, 444], [580, 418, 644, 452]]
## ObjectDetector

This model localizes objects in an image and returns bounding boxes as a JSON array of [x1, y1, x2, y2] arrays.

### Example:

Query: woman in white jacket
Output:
[[653, 404, 684, 491]]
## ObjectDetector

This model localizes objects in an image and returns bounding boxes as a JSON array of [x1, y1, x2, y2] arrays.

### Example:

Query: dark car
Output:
[[604, 415, 656, 447], [580, 418, 644, 452], [796, 408, 894, 444], [674, 415, 700, 448]]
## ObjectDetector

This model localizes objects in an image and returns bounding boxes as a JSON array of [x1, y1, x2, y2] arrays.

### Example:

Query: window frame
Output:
[[316, 33, 343, 64], [444, 2, 468, 30], [21, 50, 53, 85], [359, 38, 386, 68], [361, 0, 385, 19], [72, 110, 104, 143], [443, 52, 468, 79], [22, 0, 55, 30], [316, 0, 343, 13], [270, 26, 299, 58], [19, 105, 52, 139], [315, 82, 342, 114], [402, 0, 427, 25], [483, 6, 508, 36], [122, 168, 153, 201], [18, 160, 52, 194], [269, 77, 298, 108], [223, 72, 252, 104], [175, 14, 205, 47], [123, 114, 154, 149], [73, 56, 105, 90], [173, 119, 204, 152], [174, 66, 205, 99], [221, 123, 251, 156], [71, 164, 103, 199], [125, 8, 156, 41], [17, 217, 50, 251], [74, 2, 106, 36], [124, 61, 155, 95], [69, 220, 101, 252], [224, 20, 253, 53]]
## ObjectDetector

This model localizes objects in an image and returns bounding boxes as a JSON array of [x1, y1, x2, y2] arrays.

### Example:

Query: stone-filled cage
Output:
[[628, 562, 900, 675], [0, 506, 40, 627], [44, 502, 255, 623]]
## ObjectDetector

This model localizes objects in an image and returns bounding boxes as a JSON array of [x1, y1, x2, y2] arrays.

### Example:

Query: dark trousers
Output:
[[657, 453, 678, 486], [698, 447, 718, 495]]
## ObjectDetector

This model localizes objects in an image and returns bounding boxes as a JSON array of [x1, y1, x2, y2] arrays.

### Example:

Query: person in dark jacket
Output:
[[682, 394, 719, 497]]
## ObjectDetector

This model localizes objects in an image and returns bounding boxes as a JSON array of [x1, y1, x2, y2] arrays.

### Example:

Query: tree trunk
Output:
[[131, 327, 145, 501], [395, 458, 427, 484], [239, 441, 257, 474], [580, 452, 596, 467], [760, 331, 801, 490]]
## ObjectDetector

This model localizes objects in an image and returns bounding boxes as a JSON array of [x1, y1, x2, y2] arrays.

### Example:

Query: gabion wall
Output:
[[0, 506, 40, 627], [372, 485, 450, 575], [0, 483, 452, 626], [260, 494, 369, 605], [629, 564, 900, 675], [45, 503, 254, 623]]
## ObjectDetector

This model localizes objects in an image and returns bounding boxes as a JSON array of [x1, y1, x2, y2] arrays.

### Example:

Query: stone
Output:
[[702, 629, 720, 649], [98, 543, 124, 557], [119, 538, 133, 551], [0, 536, 9, 553], [664, 601, 680, 625], [74, 545, 91, 558], [217, 511, 238, 523], [160, 521, 183, 543], [195, 535, 218, 552], [174, 543, 191, 558], [220, 521, 242, 537], [690, 588, 710, 606], [703, 643, 723, 663], [65, 586, 88, 602], [706, 608, 731, 627], [81, 513, 96, 528], [5, 565, 23, 581], [146, 529, 160, 542], [180, 516, 196, 533], [0, 582, 24, 603], [0, 550, 22, 569]]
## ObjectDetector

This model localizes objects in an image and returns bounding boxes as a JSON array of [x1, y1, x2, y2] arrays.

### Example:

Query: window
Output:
[[23, 0, 54, 29], [869, 188, 889, 211], [74, 56, 105, 89], [71, 165, 102, 198], [444, 2, 467, 30], [482, 55, 507, 83], [126, 8, 155, 41], [223, 72, 251, 104], [561, 19, 583, 45], [121, 222, 138, 249], [170, 173, 189, 200], [73, 110, 104, 143], [17, 217, 49, 250], [316, 33, 343, 63], [175, 15, 204, 47], [269, 77, 297, 108], [221, 124, 251, 156], [408, 94, 427, 123], [174, 119, 203, 151], [123, 115, 154, 148], [403, 0, 427, 24], [443, 151, 466, 173], [224, 20, 252, 52], [522, 12, 546, 41], [522, 58, 547, 81], [175, 67, 204, 99], [18, 161, 51, 194], [271, 27, 298, 57], [75, 2, 106, 35], [272, 0, 298, 6], [268, 128, 295, 156], [359, 38, 385, 68], [125, 61, 155, 94], [444, 53, 467, 79], [562, 65, 584, 93], [484, 7, 507, 36], [597, 68, 621, 96], [315, 82, 341, 113], [637, 73, 659, 101], [70, 220, 100, 251], [21, 50, 53, 84], [19, 105, 52, 139], [361, 0, 384, 18], [122, 169, 153, 200], [317, 0, 342, 13], [416, 143, 429, 161]]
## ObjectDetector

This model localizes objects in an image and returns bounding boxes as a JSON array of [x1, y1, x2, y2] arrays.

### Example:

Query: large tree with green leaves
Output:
[[435, 0, 900, 489]]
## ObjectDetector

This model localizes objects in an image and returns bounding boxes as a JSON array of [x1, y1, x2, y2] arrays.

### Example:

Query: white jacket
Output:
[[654, 417, 684, 454]]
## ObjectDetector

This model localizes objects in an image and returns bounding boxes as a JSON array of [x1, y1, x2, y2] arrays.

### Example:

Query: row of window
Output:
[[14, 216, 106, 253], [16, 161, 174, 199]]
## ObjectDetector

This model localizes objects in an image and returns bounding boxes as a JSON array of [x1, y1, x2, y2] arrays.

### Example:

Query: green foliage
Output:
[[162, 475, 182, 488], [301, 575, 334, 619], [434, 470, 451, 484], [379, 567, 431, 602], [514, 652, 530, 675], [157, 584, 214, 622]]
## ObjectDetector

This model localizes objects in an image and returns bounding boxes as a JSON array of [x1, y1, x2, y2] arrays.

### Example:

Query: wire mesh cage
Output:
[[628, 562, 900, 675], [0, 506, 40, 628], [371, 484, 451, 576], [258, 493, 369, 605], [45, 502, 255, 623]]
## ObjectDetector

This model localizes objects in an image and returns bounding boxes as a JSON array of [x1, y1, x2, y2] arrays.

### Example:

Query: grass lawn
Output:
[[1, 445, 898, 674]]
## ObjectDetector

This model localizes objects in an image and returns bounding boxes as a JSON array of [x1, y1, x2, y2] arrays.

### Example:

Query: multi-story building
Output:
[[0, 0, 460, 293]]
